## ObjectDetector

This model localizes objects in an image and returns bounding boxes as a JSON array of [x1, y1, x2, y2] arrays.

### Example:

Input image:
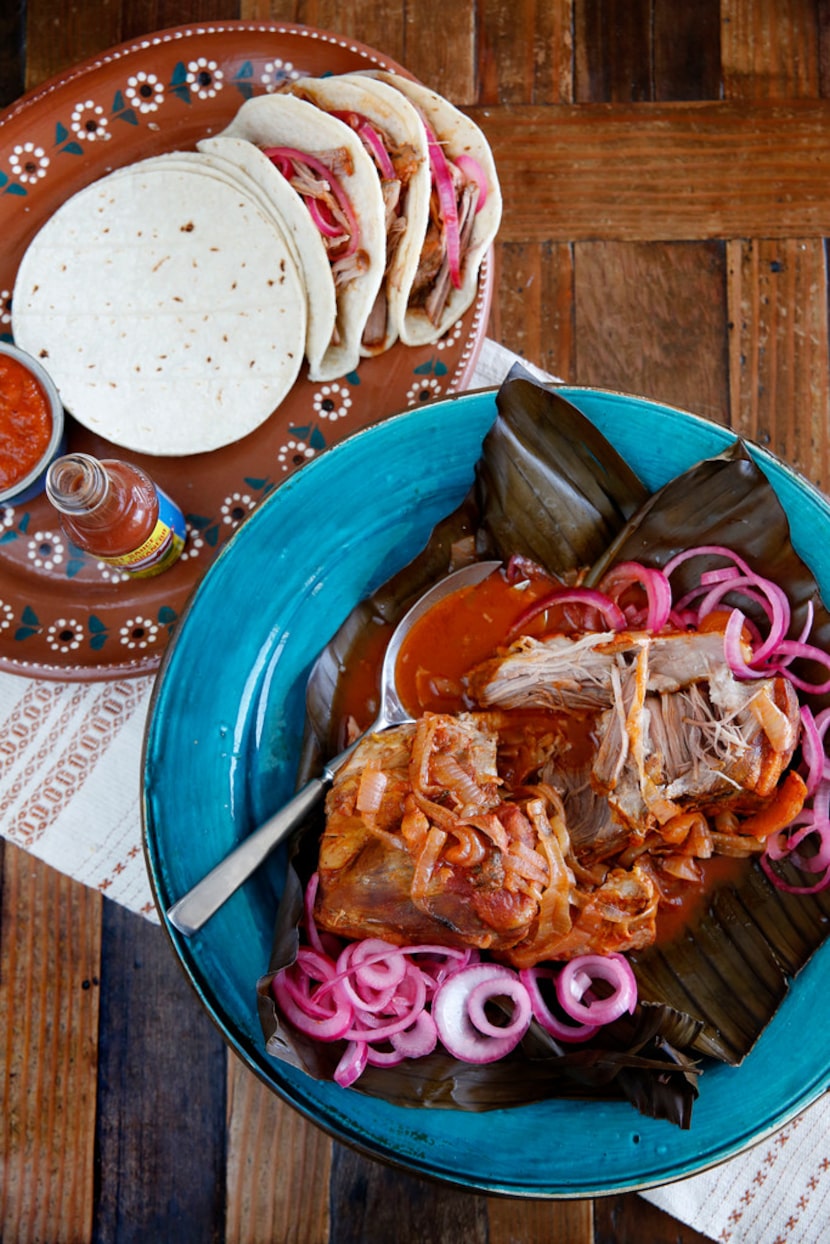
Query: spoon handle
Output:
[[165, 775, 329, 936]]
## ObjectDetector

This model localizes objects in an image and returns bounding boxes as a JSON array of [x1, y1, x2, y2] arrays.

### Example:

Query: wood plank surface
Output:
[[3, 2, 829, 1242], [0, 847, 101, 1244], [471, 100, 830, 242]]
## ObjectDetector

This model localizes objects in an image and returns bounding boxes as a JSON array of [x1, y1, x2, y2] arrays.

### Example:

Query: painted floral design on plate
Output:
[[0, 23, 491, 680]]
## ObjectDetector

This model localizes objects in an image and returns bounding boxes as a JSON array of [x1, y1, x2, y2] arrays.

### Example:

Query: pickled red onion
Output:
[[423, 123, 462, 290], [598, 561, 672, 632], [357, 121, 397, 180], [519, 966, 600, 1043], [723, 609, 770, 680], [305, 195, 345, 240], [765, 638, 830, 695], [799, 706, 825, 796], [761, 812, 830, 894], [556, 953, 638, 1026], [508, 587, 627, 638], [262, 145, 360, 258], [335, 1040, 369, 1087], [432, 963, 531, 1063]]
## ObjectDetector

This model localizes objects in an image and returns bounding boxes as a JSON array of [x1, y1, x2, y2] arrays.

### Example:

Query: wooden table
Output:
[[3, 2, 828, 1240]]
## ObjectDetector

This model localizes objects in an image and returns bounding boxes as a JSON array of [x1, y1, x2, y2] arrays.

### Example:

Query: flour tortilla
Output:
[[193, 137, 337, 378], [122, 144, 336, 379], [216, 93, 386, 381], [12, 160, 306, 455], [286, 74, 431, 357], [360, 71, 502, 346]]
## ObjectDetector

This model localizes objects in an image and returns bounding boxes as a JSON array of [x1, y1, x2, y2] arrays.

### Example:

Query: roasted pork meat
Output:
[[471, 628, 801, 847], [314, 709, 660, 965], [314, 628, 804, 965]]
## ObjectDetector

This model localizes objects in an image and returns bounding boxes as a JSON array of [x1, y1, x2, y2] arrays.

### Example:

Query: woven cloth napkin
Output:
[[1, 337, 828, 1241]]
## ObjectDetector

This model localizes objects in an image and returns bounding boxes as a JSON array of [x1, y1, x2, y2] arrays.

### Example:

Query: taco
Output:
[[358, 71, 502, 346], [285, 73, 431, 357], [216, 94, 387, 382], [193, 136, 337, 380]]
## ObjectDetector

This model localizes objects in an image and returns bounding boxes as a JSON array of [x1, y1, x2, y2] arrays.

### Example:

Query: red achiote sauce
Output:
[[0, 353, 52, 489]]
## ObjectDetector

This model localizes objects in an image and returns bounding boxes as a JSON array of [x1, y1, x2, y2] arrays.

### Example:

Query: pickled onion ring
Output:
[[598, 561, 672, 632], [432, 963, 531, 1062], [519, 966, 600, 1043], [556, 953, 638, 1026], [508, 587, 626, 638]]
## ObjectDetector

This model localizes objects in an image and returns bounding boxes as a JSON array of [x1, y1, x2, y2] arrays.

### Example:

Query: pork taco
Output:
[[285, 73, 431, 357], [193, 136, 337, 380], [216, 94, 387, 382], [358, 71, 502, 346]]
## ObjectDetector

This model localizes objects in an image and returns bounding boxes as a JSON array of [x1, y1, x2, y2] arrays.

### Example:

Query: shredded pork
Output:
[[314, 625, 804, 965]]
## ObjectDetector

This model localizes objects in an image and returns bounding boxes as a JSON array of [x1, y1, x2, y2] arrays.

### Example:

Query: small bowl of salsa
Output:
[[0, 341, 66, 505]]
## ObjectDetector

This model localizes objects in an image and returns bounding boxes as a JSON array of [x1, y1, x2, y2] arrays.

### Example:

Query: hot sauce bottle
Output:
[[45, 452, 186, 578]]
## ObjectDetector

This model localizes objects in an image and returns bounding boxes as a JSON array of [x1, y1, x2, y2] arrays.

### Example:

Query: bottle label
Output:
[[98, 488, 187, 578]]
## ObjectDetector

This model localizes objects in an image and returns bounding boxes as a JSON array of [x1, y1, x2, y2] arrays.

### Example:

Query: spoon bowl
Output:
[[166, 559, 501, 934]]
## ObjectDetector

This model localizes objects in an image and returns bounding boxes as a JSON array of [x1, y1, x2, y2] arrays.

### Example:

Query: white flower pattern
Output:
[[186, 58, 223, 99], [260, 59, 300, 92], [278, 439, 316, 472], [406, 377, 444, 406], [70, 100, 110, 141], [9, 142, 49, 184], [179, 525, 205, 561], [27, 530, 64, 571], [119, 616, 159, 649], [0, 600, 14, 632], [46, 618, 84, 652], [125, 71, 165, 113], [313, 383, 353, 421], [220, 492, 255, 527], [95, 561, 131, 584]]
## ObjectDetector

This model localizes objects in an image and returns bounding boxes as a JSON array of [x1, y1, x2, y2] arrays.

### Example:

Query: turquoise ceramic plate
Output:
[[142, 386, 830, 1197]]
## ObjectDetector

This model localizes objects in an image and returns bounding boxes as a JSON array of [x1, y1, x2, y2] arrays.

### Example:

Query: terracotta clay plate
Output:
[[0, 21, 492, 681]]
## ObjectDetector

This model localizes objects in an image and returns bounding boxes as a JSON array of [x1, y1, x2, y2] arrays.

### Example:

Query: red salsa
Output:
[[0, 354, 52, 490]]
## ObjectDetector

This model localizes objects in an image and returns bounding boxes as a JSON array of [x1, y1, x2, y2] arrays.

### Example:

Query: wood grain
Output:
[[94, 904, 227, 1244], [225, 1059, 332, 1244], [470, 100, 830, 243], [726, 235, 830, 488], [572, 239, 729, 421], [721, 0, 821, 98], [0, 845, 100, 1244]]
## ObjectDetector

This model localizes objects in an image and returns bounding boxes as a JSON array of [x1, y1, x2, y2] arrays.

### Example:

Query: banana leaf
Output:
[[477, 373, 649, 573], [259, 371, 830, 1126]]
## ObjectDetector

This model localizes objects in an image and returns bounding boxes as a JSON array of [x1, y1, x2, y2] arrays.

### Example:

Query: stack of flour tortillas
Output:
[[12, 72, 501, 457]]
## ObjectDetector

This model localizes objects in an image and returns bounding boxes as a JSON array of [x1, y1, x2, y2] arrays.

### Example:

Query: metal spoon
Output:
[[166, 559, 502, 935]]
